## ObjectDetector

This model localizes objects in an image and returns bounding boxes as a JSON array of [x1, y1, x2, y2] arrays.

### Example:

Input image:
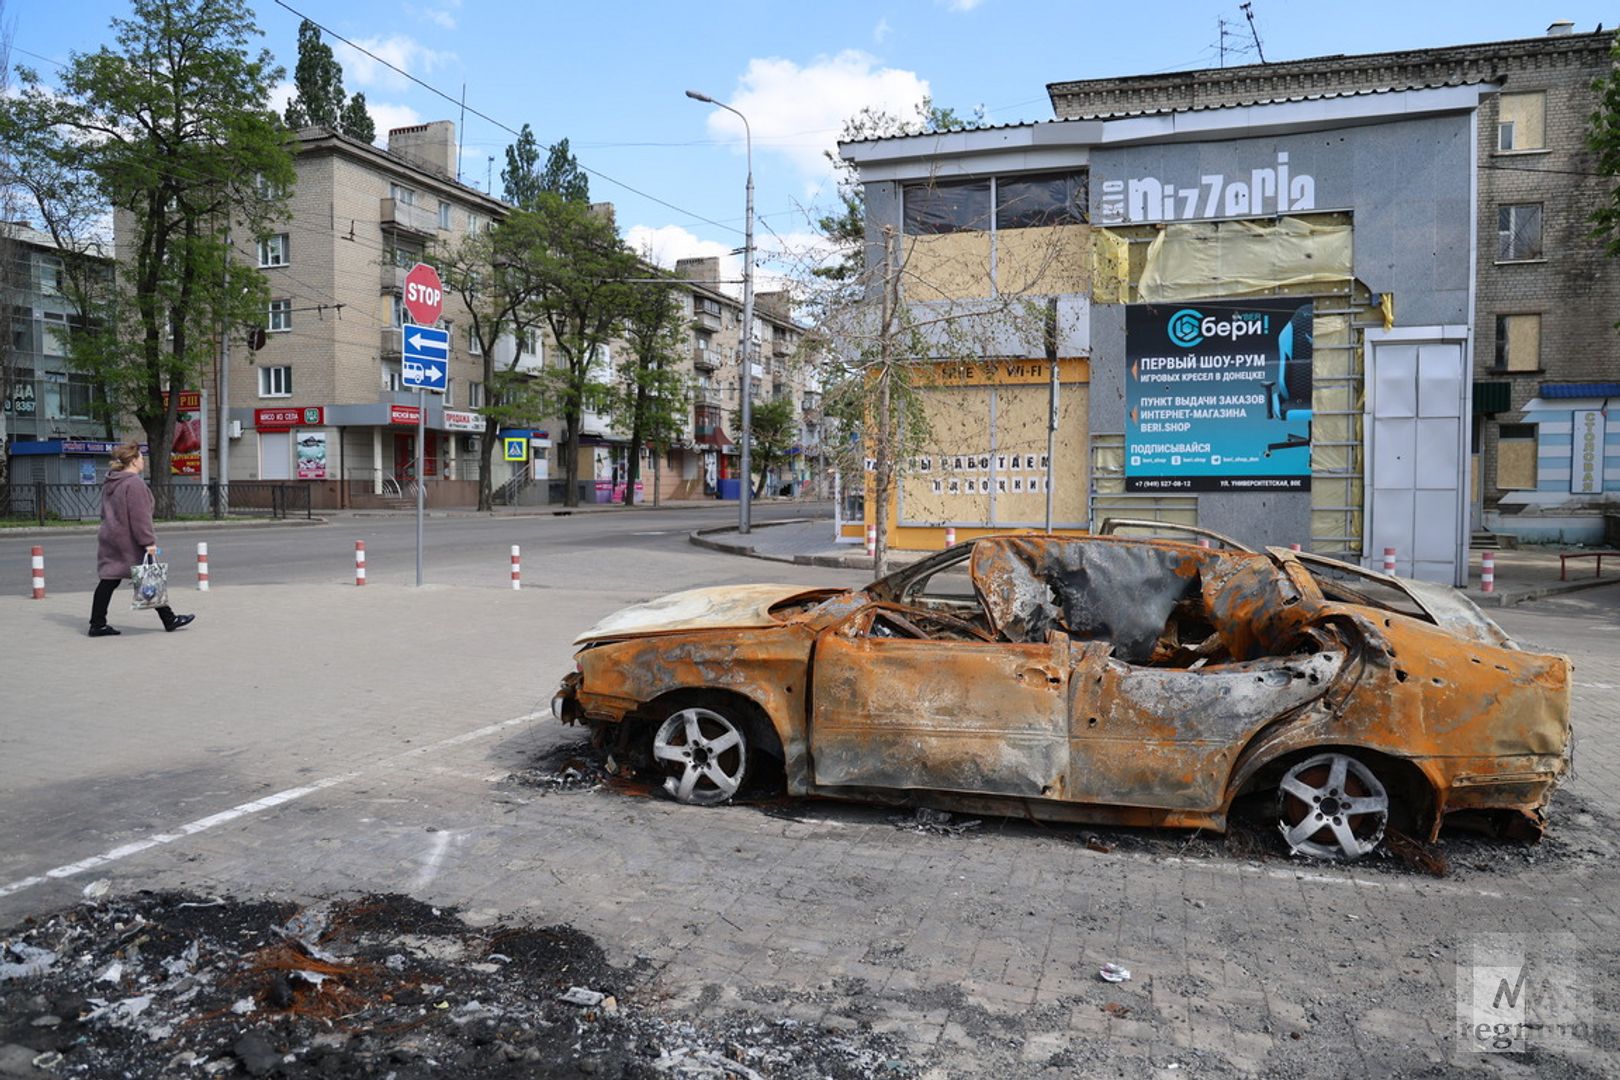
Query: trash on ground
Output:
[[1099, 963, 1132, 983], [891, 807, 982, 836]]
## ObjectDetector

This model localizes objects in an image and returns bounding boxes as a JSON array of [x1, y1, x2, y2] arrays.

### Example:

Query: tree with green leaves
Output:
[[540, 138, 590, 203], [501, 124, 543, 208], [1589, 31, 1620, 267], [608, 274, 689, 505], [525, 192, 638, 506], [731, 394, 798, 499], [1, 0, 294, 490], [283, 17, 374, 142], [434, 209, 551, 510]]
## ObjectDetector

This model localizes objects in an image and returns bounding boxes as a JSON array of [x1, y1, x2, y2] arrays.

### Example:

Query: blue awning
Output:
[[1540, 382, 1620, 399]]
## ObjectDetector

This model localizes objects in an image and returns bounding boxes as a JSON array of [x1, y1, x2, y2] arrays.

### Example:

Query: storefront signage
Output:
[[1124, 299, 1314, 492], [61, 439, 128, 455], [1572, 409, 1607, 495], [936, 357, 1090, 386], [1098, 151, 1317, 225], [5, 382, 35, 415], [256, 406, 324, 429], [442, 409, 482, 432], [389, 404, 421, 426]]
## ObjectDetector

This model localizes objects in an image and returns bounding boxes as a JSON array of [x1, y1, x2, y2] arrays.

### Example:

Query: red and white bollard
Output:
[[1289, 543, 1302, 552], [1197, 538, 1212, 549], [196, 542, 209, 591], [511, 545, 521, 590], [1383, 546, 1397, 575], [865, 523, 877, 558], [1481, 550, 1496, 594], [354, 540, 366, 586], [944, 526, 956, 547], [30, 545, 44, 600]]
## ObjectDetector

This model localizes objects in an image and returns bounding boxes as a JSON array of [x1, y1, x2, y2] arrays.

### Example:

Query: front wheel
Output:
[[1277, 752, 1389, 861], [651, 707, 749, 806]]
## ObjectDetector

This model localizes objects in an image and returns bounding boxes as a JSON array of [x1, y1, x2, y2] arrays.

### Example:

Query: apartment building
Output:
[[567, 254, 815, 503], [1047, 22, 1620, 542], [227, 121, 508, 506], [2, 225, 116, 484]]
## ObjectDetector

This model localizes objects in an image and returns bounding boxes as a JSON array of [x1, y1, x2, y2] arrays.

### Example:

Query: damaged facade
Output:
[[839, 54, 1506, 586]]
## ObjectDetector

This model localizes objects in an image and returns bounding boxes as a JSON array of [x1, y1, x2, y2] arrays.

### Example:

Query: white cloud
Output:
[[425, 9, 456, 30], [873, 17, 892, 43], [707, 51, 929, 180], [334, 35, 452, 93], [268, 79, 294, 118], [942, 0, 984, 10], [367, 101, 425, 143]]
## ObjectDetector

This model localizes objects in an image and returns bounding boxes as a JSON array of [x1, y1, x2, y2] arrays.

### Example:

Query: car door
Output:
[[808, 608, 1071, 799]]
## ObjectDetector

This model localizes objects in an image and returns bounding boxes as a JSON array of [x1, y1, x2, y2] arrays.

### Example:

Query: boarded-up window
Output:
[[1498, 92, 1546, 152], [1497, 423, 1538, 490], [1493, 314, 1541, 371]]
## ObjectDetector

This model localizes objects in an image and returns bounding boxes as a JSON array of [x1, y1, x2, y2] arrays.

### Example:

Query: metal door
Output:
[[1364, 327, 1471, 586]]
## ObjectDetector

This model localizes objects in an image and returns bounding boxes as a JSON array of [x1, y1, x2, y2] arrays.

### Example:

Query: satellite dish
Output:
[[246, 327, 267, 352]]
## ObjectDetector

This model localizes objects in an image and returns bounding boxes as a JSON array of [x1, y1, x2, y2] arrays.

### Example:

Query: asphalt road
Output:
[[0, 499, 842, 595]]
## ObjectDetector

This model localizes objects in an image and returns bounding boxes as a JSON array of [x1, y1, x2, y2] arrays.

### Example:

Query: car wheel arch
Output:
[[1226, 740, 1440, 838], [642, 688, 788, 775]]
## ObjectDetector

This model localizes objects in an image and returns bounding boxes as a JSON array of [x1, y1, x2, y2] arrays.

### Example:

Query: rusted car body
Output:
[[553, 533, 1571, 859]]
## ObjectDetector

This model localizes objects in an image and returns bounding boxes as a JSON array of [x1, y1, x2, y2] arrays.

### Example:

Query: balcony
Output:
[[380, 197, 438, 237], [771, 336, 792, 358], [380, 327, 401, 357], [692, 348, 716, 371], [381, 263, 405, 293], [693, 309, 722, 331], [699, 385, 723, 406]]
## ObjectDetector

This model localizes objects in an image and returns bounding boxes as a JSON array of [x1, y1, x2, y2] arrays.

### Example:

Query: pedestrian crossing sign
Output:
[[503, 436, 528, 462]]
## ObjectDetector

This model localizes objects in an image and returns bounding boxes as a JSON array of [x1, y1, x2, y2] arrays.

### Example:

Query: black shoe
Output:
[[88, 625, 121, 637], [164, 614, 196, 632]]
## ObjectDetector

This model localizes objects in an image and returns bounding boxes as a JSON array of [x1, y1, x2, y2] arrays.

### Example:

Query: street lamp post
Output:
[[686, 88, 754, 534]]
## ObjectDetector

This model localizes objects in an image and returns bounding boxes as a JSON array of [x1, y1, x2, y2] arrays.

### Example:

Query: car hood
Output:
[[572, 584, 819, 645]]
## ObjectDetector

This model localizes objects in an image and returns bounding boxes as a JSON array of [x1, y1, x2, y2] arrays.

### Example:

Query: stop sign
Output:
[[403, 262, 443, 325]]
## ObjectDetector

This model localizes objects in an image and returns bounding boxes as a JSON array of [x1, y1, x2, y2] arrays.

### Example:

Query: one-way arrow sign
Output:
[[401, 323, 451, 393]]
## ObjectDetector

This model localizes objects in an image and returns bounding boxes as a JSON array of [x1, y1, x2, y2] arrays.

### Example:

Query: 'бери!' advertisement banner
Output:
[[1124, 299, 1313, 492]]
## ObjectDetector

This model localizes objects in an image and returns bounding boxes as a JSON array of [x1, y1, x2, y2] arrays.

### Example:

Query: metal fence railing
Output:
[[0, 481, 312, 524]]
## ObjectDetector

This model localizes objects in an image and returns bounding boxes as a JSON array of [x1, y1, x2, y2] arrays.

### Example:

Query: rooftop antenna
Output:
[[456, 82, 467, 182], [1240, 2, 1266, 63]]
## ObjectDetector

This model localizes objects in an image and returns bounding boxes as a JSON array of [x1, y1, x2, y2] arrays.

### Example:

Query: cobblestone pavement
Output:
[[2, 559, 1617, 1078]]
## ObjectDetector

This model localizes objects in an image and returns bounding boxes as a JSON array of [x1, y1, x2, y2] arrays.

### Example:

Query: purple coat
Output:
[[97, 468, 156, 580]]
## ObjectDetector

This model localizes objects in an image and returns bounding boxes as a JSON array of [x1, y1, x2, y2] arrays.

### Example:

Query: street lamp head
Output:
[[684, 89, 714, 104]]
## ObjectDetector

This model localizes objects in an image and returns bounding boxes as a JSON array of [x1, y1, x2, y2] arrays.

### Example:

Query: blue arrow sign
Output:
[[401, 323, 450, 393]]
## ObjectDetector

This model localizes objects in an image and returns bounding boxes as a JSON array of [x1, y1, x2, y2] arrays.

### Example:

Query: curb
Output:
[[3, 516, 329, 534], [689, 520, 937, 572], [1475, 574, 1620, 607]]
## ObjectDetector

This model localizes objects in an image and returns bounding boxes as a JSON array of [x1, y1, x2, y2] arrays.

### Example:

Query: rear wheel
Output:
[[651, 706, 749, 806], [1277, 752, 1389, 861]]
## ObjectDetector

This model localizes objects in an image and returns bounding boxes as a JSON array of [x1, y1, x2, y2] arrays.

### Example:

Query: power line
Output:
[[270, 0, 743, 238]]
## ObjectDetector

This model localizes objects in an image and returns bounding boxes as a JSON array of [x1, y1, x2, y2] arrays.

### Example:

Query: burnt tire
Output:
[[1277, 752, 1390, 861], [651, 706, 750, 806]]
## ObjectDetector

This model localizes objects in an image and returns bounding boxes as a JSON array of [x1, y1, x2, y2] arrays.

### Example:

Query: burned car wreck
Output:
[[553, 532, 1572, 860]]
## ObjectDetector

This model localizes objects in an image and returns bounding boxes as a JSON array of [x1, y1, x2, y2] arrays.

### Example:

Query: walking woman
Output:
[[88, 442, 195, 637]]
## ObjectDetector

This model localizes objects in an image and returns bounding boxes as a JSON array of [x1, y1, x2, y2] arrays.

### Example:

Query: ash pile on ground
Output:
[[505, 740, 618, 794], [0, 891, 918, 1079]]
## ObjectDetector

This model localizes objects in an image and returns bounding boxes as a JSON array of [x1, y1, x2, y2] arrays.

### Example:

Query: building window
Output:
[[1493, 314, 1541, 372], [468, 325, 481, 355], [468, 380, 484, 408], [1497, 92, 1546, 152], [522, 327, 541, 361], [389, 241, 423, 269], [390, 294, 404, 328], [903, 178, 992, 235], [40, 312, 69, 356], [467, 211, 482, 233], [439, 200, 452, 229], [1497, 423, 1538, 490], [36, 255, 64, 295], [258, 365, 293, 397], [383, 361, 402, 392], [257, 233, 289, 268], [390, 182, 416, 206], [995, 171, 1089, 228], [443, 378, 453, 406], [267, 298, 292, 332], [1498, 204, 1542, 261]]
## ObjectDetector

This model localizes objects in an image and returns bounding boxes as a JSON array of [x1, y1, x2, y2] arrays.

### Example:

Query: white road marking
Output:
[[0, 711, 546, 901], [412, 829, 455, 890], [1576, 682, 1616, 690], [632, 531, 669, 536]]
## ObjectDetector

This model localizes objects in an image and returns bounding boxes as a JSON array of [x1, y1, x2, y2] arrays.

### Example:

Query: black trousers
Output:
[[90, 577, 174, 629]]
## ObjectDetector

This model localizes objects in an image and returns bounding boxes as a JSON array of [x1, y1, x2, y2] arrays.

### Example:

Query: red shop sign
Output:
[[389, 404, 421, 426], [255, 406, 323, 430]]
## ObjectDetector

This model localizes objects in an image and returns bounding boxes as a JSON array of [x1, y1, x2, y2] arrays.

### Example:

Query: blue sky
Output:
[[12, 1, 1618, 291]]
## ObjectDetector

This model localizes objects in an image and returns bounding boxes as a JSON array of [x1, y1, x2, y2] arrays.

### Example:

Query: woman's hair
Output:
[[109, 442, 142, 469]]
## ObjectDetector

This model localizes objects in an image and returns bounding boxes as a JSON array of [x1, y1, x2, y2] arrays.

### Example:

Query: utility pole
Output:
[[217, 225, 230, 512]]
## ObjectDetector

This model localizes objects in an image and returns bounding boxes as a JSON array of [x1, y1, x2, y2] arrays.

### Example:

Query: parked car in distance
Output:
[[553, 530, 1571, 861]]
